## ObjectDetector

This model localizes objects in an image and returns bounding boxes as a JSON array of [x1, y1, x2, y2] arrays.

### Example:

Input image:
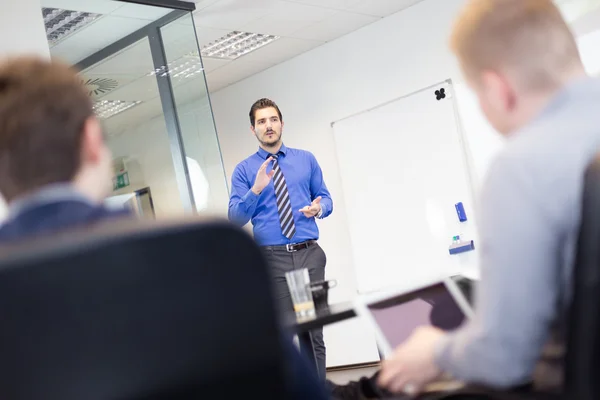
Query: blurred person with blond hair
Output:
[[376, 0, 600, 397]]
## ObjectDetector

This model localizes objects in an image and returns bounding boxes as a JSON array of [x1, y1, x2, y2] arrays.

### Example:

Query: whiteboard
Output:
[[332, 81, 480, 294], [453, 82, 505, 192]]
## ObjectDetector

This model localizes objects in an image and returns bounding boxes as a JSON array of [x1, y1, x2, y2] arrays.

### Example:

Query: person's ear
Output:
[[81, 117, 105, 164], [250, 125, 257, 136], [481, 70, 516, 113]]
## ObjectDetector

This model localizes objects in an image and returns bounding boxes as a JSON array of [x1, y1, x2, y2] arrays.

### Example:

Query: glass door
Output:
[[43, 0, 230, 218], [158, 13, 230, 215]]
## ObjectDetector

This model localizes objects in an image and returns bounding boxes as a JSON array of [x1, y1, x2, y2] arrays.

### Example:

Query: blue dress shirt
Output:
[[228, 144, 333, 246]]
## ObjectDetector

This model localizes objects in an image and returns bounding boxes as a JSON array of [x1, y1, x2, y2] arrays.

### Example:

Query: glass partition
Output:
[[160, 13, 229, 215], [42, 0, 228, 218]]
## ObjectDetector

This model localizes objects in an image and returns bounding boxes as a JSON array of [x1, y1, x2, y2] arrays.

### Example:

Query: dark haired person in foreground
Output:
[[0, 56, 328, 400]]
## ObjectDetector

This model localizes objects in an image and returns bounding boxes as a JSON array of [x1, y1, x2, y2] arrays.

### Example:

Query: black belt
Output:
[[262, 240, 317, 253]]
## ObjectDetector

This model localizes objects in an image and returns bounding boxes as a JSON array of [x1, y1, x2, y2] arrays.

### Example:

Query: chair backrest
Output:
[[565, 154, 600, 399], [0, 218, 288, 400]]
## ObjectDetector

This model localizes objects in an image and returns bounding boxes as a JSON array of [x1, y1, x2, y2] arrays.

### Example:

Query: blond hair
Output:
[[450, 0, 582, 91]]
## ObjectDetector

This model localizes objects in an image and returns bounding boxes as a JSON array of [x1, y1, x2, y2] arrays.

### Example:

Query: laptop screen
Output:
[[366, 282, 467, 349]]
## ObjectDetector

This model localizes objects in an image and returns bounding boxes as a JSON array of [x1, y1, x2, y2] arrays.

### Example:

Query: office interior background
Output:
[[1, 0, 600, 370]]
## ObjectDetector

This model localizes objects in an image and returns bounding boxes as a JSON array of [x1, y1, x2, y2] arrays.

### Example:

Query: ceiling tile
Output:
[[109, 3, 172, 20], [170, 76, 211, 105], [241, 1, 339, 36], [207, 59, 274, 90], [268, 1, 340, 22], [81, 73, 150, 101], [82, 39, 154, 75], [202, 58, 231, 72], [50, 16, 151, 65], [346, 0, 425, 17], [204, 36, 323, 91], [206, 73, 233, 92], [280, 0, 363, 11], [104, 98, 165, 137], [194, 0, 222, 11], [40, 0, 123, 14], [240, 18, 312, 37], [100, 75, 160, 103], [290, 11, 379, 42], [227, 36, 324, 65], [194, 0, 278, 30], [193, 26, 235, 48]]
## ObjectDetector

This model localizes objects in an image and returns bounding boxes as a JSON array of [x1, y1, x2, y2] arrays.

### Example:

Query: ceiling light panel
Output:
[[201, 31, 280, 60], [93, 100, 142, 120], [42, 7, 102, 47], [149, 54, 205, 81]]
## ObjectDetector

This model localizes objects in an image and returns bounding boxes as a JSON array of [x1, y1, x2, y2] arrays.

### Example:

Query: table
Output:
[[287, 275, 476, 377], [288, 301, 357, 376]]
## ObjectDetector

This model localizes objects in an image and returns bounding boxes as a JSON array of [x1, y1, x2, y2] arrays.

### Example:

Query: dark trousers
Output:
[[262, 242, 327, 379]]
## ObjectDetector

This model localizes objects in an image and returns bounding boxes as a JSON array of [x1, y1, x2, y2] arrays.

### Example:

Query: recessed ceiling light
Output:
[[149, 54, 204, 81], [93, 100, 142, 120], [42, 7, 102, 47], [201, 31, 279, 60]]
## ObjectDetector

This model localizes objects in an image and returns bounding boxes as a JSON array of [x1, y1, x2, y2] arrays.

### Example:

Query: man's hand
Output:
[[252, 157, 274, 194], [299, 196, 322, 218], [378, 326, 445, 395]]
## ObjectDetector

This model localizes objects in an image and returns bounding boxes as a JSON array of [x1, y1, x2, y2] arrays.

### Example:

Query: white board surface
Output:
[[452, 82, 505, 192], [332, 81, 480, 294]]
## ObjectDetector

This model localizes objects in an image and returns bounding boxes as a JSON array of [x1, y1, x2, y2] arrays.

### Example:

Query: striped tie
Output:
[[271, 154, 296, 240]]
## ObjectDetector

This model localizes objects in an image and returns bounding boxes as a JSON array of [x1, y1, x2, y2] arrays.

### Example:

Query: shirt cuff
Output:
[[242, 189, 260, 206], [317, 203, 326, 219], [316, 206, 324, 219]]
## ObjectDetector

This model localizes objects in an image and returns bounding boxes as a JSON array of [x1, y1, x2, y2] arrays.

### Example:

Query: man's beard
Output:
[[258, 130, 281, 148]]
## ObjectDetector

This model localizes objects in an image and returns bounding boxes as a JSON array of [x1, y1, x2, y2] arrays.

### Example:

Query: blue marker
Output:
[[455, 202, 467, 222]]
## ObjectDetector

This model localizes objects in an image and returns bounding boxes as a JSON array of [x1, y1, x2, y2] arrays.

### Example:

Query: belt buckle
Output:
[[286, 244, 297, 253]]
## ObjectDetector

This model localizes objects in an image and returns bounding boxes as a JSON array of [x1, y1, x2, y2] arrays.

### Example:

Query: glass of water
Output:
[[285, 268, 316, 320]]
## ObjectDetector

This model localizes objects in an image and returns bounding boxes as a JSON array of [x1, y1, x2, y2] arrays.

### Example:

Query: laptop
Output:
[[353, 276, 475, 358]]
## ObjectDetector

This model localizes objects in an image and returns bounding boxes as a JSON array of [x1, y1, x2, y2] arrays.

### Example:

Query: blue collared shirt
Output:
[[228, 144, 333, 246]]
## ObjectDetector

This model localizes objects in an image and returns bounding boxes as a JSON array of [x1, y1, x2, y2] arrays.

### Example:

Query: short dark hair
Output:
[[249, 98, 283, 126], [0, 56, 94, 202]]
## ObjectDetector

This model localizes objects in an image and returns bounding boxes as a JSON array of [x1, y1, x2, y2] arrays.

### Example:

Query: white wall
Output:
[[0, 0, 49, 59], [0, 0, 49, 223], [210, 0, 470, 367]]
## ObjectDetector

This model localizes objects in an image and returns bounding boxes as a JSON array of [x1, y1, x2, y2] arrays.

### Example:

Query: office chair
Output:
[[0, 218, 288, 400], [564, 154, 600, 400]]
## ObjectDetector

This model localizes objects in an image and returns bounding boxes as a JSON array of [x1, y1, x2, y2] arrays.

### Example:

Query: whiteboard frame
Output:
[[330, 79, 481, 292]]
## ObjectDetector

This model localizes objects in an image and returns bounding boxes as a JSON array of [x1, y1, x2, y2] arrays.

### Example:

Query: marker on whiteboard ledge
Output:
[[455, 202, 467, 222], [449, 235, 475, 255]]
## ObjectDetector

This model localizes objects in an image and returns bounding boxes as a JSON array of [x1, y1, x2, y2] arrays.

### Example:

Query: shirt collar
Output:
[[257, 143, 288, 159], [8, 183, 97, 218]]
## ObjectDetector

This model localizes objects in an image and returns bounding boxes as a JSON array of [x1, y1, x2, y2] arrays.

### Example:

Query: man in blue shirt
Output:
[[229, 98, 333, 378]]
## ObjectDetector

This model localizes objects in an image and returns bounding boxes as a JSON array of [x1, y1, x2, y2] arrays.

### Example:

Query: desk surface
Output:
[[289, 275, 476, 333], [290, 301, 356, 333]]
